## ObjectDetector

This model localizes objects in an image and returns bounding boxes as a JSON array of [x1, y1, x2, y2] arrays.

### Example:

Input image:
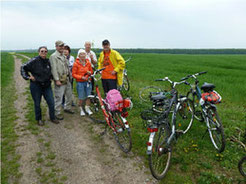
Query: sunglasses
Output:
[[40, 50, 48, 53]]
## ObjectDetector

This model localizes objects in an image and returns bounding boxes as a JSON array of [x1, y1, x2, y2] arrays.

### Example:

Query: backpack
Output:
[[201, 90, 222, 104], [106, 89, 123, 111]]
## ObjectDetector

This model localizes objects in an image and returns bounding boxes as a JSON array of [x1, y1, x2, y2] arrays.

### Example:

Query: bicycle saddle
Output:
[[201, 82, 215, 92], [151, 92, 166, 101]]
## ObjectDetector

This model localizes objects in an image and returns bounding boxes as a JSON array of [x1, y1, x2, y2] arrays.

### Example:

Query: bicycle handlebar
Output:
[[180, 71, 207, 81], [125, 57, 132, 63], [155, 77, 189, 88], [87, 67, 106, 81]]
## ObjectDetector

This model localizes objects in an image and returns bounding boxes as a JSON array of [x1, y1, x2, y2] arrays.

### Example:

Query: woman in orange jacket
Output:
[[72, 50, 93, 116]]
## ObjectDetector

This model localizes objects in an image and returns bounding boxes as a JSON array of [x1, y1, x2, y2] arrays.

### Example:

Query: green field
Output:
[[124, 53, 246, 183], [2, 51, 246, 183]]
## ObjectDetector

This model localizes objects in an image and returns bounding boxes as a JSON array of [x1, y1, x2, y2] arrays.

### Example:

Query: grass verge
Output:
[[1, 52, 22, 183]]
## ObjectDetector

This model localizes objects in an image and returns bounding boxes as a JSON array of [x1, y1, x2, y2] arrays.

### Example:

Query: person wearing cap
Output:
[[72, 50, 93, 116], [77, 41, 97, 94], [20, 46, 59, 125], [50, 40, 74, 120], [98, 39, 125, 94]]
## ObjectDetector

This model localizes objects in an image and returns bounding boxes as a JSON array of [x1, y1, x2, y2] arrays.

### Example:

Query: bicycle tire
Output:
[[112, 112, 132, 153], [87, 95, 106, 124], [176, 98, 194, 134], [207, 108, 225, 153], [139, 86, 162, 103], [122, 74, 130, 92], [148, 123, 172, 180], [238, 156, 246, 177], [187, 91, 204, 122]]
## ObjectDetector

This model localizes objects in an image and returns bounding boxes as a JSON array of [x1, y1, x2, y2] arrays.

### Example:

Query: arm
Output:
[[90, 52, 97, 65], [113, 51, 125, 73], [49, 55, 59, 81], [20, 58, 34, 80], [97, 52, 103, 70]]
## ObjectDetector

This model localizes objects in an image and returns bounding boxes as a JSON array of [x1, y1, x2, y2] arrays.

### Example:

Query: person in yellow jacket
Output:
[[98, 39, 125, 94]]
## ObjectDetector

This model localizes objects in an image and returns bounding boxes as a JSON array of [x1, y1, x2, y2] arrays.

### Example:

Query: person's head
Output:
[[102, 39, 110, 52], [63, 45, 71, 56], [38, 46, 48, 59], [84, 41, 92, 52], [78, 50, 86, 61], [55, 40, 65, 54]]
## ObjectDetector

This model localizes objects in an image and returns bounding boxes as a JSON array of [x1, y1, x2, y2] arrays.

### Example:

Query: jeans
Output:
[[76, 82, 92, 100], [30, 82, 55, 120]]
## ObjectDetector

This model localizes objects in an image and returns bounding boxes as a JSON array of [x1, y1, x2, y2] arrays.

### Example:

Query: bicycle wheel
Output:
[[187, 91, 204, 122], [122, 74, 130, 92], [148, 123, 172, 180], [238, 156, 246, 177], [112, 112, 132, 153], [207, 108, 225, 153], [139, 86, 162, 103], [87, 95, 106, 123], [176, 98, 194, 134]]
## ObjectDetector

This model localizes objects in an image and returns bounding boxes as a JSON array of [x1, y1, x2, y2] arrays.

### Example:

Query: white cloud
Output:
[[1, 0, 246, 50]]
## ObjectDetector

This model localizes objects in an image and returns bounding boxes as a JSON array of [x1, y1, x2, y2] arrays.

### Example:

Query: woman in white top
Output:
[[63, 45, 75, 106]]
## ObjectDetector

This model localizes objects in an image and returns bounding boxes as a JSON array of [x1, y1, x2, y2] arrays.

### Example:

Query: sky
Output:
[[1, 0, 246, 50]]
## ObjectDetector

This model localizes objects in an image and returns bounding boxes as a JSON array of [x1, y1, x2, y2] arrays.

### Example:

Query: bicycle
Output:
[[87, 68, 132, 153], [119, 57, 131, 92], [146, 77, 194, 180], [181, 71, 226, 153], [230, 127, 246, 178]]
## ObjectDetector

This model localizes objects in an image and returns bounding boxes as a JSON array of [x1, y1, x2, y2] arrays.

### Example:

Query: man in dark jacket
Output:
[[20, 46, 59, 125]]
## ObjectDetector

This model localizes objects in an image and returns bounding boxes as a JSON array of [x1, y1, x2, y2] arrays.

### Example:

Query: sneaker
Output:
[[55, 114, 64, 120], [51, 119, 60, 124], [64, 109, 75, 114], [37, 120, 45, 126], [85, 106, 93, 115], [80, 107, 86, 116]]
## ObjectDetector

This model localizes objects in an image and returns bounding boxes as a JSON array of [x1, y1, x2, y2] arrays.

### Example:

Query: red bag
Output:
[[116, 98, 132, 111], [201, 90, 222, 104]]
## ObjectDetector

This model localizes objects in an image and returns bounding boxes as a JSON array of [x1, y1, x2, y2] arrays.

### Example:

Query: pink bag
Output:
[[106, 89, 123, 111]]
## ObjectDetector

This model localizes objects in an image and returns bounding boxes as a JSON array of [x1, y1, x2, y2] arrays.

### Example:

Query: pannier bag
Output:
[[201, 90, 222, 104], [116, 98, 132, 112], [106, 89, 123, 111]]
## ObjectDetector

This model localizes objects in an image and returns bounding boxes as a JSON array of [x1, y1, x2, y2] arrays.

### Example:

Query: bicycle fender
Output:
[[147, 132, 155, 155]]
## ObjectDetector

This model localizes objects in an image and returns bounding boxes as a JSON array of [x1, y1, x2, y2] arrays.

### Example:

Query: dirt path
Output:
[[14, 55, 40, 184], [14, 54, 157, 184]]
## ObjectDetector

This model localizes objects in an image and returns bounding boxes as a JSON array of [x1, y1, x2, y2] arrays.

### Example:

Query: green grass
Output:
[[120, 53, 246, 183], [1, 52, 22, 183], [18, 52, 246, 183]]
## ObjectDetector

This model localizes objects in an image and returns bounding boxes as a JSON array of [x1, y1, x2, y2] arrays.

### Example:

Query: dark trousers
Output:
[[30, 82, 55, 121], [102, 79, 117, 94]]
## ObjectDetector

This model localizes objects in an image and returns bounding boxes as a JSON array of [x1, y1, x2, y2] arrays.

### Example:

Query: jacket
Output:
[[49, 51, 70, 81], [72, 59, 93, 82], [20, 56, 52, 87], [98, 49, 125, 86]]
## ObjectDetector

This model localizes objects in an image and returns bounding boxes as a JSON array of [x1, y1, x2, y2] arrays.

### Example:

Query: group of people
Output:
[[21, 40, 125, 126]]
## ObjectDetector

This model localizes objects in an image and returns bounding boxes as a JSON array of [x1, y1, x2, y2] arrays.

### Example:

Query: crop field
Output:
[[2, 51, 246, 183], [124, 53, 246, 183]]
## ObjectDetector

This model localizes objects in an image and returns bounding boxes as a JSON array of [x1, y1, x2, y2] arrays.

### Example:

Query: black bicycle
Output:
[[181, 72, 226, 153], [146, 77, 194, 180]]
